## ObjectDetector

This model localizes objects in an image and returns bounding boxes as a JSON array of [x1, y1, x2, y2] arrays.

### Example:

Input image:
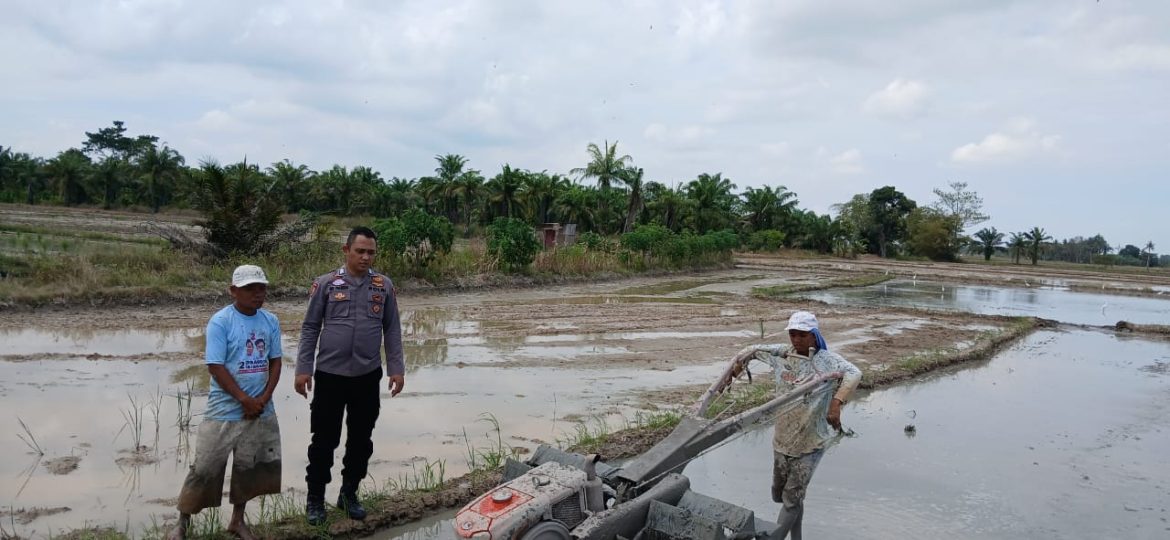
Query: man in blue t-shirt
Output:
[[168, 265, 283, 540]]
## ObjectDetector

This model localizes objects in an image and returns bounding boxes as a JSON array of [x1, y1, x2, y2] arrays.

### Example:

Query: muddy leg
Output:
[[775, 504, 801, 538], [227, 503, 256, 540], [166, 514, 190, 540]]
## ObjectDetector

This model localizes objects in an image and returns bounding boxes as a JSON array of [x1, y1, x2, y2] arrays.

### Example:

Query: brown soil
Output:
[[0, 506, 72, 525], [8, 242, 1166, 539], [43, 456, 81, 475], [257, 469, 505, 539], [114, 448, 160, 467]]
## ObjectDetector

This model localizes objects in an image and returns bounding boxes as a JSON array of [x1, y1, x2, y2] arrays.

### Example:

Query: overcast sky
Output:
[[3, 0, 1167, 250]]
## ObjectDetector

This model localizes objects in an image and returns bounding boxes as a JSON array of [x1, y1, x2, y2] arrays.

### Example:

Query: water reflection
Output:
[[685, 330, 1170, 539], [0, 328, 205, 356], [807, 280, 1170, 326]]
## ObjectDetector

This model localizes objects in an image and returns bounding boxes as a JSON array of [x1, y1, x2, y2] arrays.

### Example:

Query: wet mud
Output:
[[0, 506, 72, 525], [42, 457, 80, 475], [3, 256, 1167, 537]]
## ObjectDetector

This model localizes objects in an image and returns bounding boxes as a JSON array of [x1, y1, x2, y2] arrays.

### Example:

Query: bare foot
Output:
[[227, 522, 257, 540], [166, 523, 187, 540]]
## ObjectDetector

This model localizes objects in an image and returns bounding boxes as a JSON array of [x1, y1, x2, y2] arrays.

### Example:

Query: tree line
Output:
[[0, 121, 1159, 267]]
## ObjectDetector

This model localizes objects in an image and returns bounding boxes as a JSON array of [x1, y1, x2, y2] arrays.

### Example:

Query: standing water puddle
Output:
[[806, 280, 1170, 326], [684, 329, 1170, 539], [371, 329, 1170, 540], [0, 314, 745, 535], [0, 328, 204, 357]]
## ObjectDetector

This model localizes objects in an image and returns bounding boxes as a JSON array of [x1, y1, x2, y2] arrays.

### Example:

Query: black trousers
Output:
[[306, 368, 381, 489]]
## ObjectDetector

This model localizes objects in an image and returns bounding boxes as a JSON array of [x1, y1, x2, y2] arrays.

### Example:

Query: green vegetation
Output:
[[752, 273, 893, 297], [372, 208, 455, 270], [861, 317, 1040, 388], [2, 122, 1164, 305], [486, 217, 543, 272]]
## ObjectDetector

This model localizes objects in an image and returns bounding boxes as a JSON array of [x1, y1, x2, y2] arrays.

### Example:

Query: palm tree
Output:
[[0, 145, 13, 195], [645, 182, 690, 232], [570, 141, 633, 233], [1024, 227, 1052, 265], [433, 154, 476, 223], [554, 184, 597, 232], [1008, 232, 1028, 264], [486, 164, 525, 220], [741, 185, 799, 232], [454, 171, 485, 231], [45, 149, 91, 206], [685, 172, 737, 233], [267, 159, 313, 213], [620, 167, 646, 233], [375, 177, 418, 217], [136, 145, 184, 213], [416, 176, 443, 214], [522, 171, 569, 225], [92, 157, 125, 209], [1144, 241, 1156, 269], [974, 227, 1005, 261]]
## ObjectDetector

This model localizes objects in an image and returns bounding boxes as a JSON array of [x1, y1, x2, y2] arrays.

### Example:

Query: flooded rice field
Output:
[[2, 264, 1169, 537], [806, 279, 1170, 326], [685, 329, 1170, 539], [374, 329, 1170, 540]]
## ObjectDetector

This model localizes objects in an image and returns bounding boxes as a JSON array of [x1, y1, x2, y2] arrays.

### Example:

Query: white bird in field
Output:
[[1102, 283, 1107, 290], [1101, 303, 1109, 314], [1024, 279, 1030, 287]]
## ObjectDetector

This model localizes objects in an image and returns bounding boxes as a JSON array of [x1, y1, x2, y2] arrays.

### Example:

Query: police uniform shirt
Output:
[[296, 267, 404, 378]]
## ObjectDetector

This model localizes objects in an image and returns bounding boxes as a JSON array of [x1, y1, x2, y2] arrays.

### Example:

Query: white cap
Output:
[[784, 311, 819, 332], [232, 264, 268, 287]]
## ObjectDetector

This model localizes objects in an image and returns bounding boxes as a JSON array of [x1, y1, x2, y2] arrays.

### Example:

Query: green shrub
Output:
[[746, 230, 786, 252], [577, 231, 614, 252], [373, 209, 455, 269], [486, 217, 541, 272]]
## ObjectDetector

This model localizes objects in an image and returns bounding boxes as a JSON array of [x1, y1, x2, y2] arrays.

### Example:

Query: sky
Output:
[[2, 0, 1167, 251]]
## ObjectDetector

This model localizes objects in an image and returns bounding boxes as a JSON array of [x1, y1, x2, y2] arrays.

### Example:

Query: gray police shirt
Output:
[[296, 267, 404, 378]]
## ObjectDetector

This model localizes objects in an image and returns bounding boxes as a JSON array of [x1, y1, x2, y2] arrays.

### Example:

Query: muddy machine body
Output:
[[453, 358, 843, 540]]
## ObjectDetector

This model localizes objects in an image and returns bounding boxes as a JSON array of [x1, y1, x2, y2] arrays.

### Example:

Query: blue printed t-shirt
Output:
[[204, 305, 283, 421]]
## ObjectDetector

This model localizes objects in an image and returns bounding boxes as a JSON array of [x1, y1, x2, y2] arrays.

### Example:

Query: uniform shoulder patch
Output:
[[309, 280, 320, 297]]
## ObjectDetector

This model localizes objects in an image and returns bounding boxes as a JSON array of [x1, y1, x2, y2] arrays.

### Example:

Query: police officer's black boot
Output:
[[306, 484, 327, 526], [337, 479, 367, 520]]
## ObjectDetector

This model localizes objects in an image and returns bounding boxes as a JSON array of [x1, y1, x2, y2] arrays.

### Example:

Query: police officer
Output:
[[296, 226, 405, 524]]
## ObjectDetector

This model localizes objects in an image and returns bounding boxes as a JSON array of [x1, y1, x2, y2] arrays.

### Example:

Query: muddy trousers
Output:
[[772, 449, 824, 540], [305, 368, 382, 494]]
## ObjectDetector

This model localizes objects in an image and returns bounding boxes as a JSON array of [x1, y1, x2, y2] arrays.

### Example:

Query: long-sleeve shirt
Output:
[[744, 343, 862, 456], [296, 267, 404, 378]]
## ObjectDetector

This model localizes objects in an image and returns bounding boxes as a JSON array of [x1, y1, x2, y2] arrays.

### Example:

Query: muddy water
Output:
[[685, 329, 1170, 539], [0, 328, 204, 356], [374, 329, 1170, 540], [0, 311, 741, 536], [806, 280, 1170, 326], [372, 329, 1170, 540]]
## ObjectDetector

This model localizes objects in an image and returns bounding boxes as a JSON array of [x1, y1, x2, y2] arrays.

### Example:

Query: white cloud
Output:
[[951, 118, 1060, 164], [642, 123, 713, 147], [2, 0, 1170, 252], [862, 78, 929, 117], [759, 142, 790, 157], [826, 148, 865, 174]]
